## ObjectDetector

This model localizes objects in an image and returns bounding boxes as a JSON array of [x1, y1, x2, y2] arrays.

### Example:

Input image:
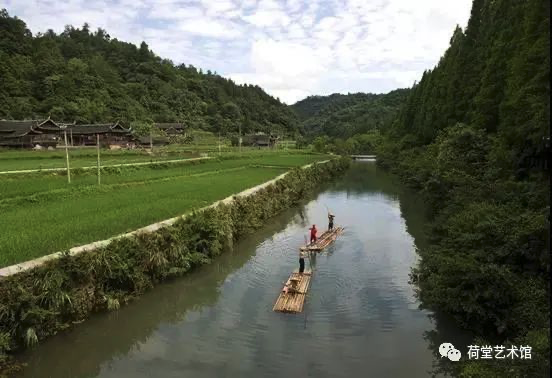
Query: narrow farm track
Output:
[[0, 156, 211, 175]]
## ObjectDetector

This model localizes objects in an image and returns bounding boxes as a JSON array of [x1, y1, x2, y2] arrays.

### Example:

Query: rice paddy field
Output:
[[0, 152, 330, 267], [0, 146, 305, 172], [0, 149, 197, 172]]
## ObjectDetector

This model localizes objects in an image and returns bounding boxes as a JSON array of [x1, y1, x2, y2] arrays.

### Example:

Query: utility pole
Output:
[[238, 124, 242, 154], [149, 131, 153, 152], [96, 134, 101, 185], [63, 129, 71, 184]]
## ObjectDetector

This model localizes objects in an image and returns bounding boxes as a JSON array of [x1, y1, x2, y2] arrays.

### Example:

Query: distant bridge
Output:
[[350, 155, 376, 160]]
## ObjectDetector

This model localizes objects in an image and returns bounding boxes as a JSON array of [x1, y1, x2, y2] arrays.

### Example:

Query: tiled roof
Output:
[[154, 123, 185, 130], [66, 122, 131, 135], [0, 119, 60, 138]]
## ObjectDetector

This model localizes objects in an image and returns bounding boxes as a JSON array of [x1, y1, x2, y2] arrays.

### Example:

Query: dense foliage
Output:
[[310, 130, 382, 155], [0, 10, 298, 135], [0, 158, 350, 374], [291, 89, 409, 140], [375, 0, 549, 375]]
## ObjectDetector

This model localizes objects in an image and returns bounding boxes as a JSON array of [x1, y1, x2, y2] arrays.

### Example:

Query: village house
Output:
[[153, 123, 188, 144], [248, 132, 279, 148], [0, 117, 62, 148], [65, 121, 133, 148], [154, 123, 186, 135]]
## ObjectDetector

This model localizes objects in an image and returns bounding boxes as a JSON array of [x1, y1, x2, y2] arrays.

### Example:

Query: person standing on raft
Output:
[[299, 248, 307, 274], [309, 224, 318, 245], [328, 213, 335, 231]]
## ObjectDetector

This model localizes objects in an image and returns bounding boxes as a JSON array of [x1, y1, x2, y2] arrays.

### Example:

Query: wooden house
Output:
[[0, 118, 62, 148], [66, 121, 133, 147], [246, 132, 279, 148], [154, 123, 186, 135], [153, 123, 187, 144]]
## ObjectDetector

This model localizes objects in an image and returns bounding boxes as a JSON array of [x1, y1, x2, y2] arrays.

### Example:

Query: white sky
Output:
[[1, 0, 473, 104]]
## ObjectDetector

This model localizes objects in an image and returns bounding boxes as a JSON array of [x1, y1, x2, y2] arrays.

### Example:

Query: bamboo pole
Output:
[[96, 134, 101, 185], [63, 129, 71, 184]]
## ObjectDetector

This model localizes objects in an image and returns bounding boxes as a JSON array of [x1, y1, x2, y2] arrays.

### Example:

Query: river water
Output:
[[18, 162, 470, 378]]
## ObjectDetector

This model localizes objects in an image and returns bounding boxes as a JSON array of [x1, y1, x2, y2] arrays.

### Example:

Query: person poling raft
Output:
[[301, 214, 344, 252], [273, 248, 312, 313], [309, 224, 317, 245], [328, 213, 335, 231]]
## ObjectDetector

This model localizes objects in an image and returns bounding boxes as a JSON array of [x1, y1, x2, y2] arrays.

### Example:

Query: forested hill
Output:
[[291, 89, 409, 139], [389, 0, 549, 169], [292, 92, 375, 121], [377, 0, 550, 375], [0, 10, 298, 135]]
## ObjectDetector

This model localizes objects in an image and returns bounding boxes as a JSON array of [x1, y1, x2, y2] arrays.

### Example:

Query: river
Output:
[[17, 161, 471, 378]]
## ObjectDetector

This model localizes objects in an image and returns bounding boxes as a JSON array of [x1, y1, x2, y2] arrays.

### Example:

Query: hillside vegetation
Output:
[[291, 89, 409, 140], [375, 0, 550, 375], [0, 10, 298, 135]]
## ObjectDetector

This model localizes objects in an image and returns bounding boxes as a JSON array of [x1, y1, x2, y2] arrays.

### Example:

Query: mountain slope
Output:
[[291, 89, 409, 139], [0, 10, 298, 135]]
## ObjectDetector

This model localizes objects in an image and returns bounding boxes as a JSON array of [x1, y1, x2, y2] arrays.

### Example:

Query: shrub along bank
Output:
[[0, 158, 350, 374], [377, 129, 549, 377]]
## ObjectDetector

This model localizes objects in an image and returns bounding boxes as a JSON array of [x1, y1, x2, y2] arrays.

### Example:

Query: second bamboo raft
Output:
[[300, 226, 344, 252]]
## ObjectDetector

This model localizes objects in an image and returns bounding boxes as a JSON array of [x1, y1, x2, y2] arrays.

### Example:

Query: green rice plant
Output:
[[0, 154, 327, 203], [1, 165, 304, 266]]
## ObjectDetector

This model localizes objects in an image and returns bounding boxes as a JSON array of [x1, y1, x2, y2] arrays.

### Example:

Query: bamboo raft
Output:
[[300, 226, 344, 252], [273, 270, 312, 313]]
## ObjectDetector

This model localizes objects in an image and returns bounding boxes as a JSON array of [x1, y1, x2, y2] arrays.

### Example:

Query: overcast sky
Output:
[[1, 0, 472, 104]]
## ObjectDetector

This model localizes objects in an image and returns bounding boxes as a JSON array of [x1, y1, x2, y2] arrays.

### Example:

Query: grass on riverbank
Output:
[[0, 153, 330, 267]]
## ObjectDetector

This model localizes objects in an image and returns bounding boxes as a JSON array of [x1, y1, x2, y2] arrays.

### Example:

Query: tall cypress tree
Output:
[[499, 0, 550, 169]]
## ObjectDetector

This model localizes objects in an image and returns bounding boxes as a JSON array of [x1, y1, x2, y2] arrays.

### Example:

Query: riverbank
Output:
[[376, 136, 550, 377], [0, 158, 350, 375]]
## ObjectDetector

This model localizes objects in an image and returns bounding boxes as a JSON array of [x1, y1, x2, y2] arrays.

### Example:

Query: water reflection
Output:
[[18, 162, 468, 378]]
